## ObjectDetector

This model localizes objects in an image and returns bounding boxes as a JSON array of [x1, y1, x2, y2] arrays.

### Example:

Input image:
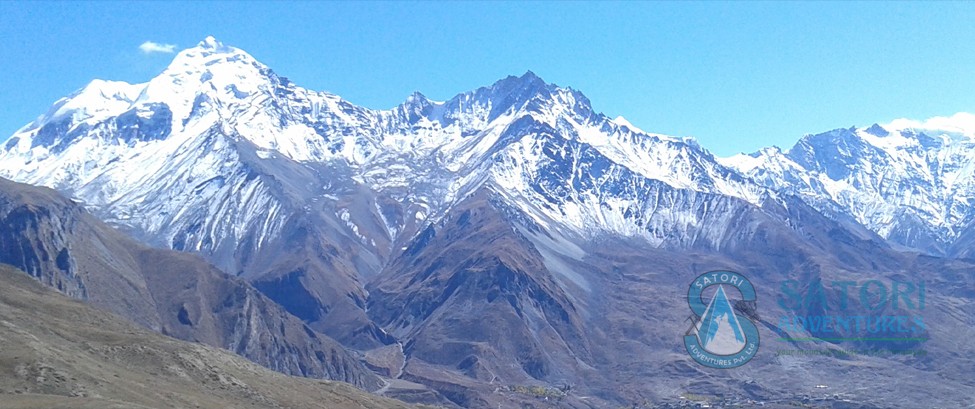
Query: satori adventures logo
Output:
[[684, 271, 759, 368]]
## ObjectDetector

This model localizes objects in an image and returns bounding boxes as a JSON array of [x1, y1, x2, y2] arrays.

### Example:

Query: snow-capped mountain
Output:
[[3, 38, 972, 327], [0, 37, 787, 354], [720, 114, 975, 257], [0, 37, 773, 258], [3, 37, 972, 336]]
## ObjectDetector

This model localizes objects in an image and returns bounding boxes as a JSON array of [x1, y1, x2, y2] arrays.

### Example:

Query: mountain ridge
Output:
[[0, 263, 424, 409], [4, 37, 972, 260], [0, 176, 383, 390], [720, 119, 975, 257]]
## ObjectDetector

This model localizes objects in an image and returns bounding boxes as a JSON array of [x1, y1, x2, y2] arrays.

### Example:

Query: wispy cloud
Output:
[[886, 112, 975, 137], [138, 41, 176, 54]]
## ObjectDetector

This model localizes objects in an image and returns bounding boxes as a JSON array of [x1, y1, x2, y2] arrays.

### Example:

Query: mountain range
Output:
[[0, 37, 973, 408]]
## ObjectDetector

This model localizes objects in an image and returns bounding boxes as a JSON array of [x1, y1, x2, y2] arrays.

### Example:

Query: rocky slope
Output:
[[0, 177, 381, 390], [366, 182, 975, 408], [0, 264, 421, 409]]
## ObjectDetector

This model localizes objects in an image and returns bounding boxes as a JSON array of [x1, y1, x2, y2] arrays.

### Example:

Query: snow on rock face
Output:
[[1, 37, 970, 265], [1, 39, 760, 262], [721, 121, 975, 256], [489, 120, 764, 249]]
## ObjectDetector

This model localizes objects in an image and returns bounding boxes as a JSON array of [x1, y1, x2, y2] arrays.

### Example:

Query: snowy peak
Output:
[[395, 91, 440, 123], [172, 35, 256, 69], [724, 116, 975, 256], [32, 79, 142, 131], [611, 116, 646, 134], [431, 71, 594, 127], [786, 119, 974, 162], [77, 79, 141, 102], [490, 71, 547, 96], [811, 113, 975, 153], [864, 123, 890, 137], [9, 37, 283, 153], [198, 35, 230, 51], [144, 37, 273, 108]]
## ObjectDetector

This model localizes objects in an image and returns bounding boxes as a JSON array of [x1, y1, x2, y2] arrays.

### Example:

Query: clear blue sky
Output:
[[1, 1, 973, 156]]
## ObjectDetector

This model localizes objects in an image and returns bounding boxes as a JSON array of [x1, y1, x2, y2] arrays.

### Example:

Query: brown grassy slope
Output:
[[0, 264, 427, 409]]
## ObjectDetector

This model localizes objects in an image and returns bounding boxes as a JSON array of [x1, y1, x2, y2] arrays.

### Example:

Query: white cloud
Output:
[[138, 41, 176, 54], [885, 112, 975, 137]]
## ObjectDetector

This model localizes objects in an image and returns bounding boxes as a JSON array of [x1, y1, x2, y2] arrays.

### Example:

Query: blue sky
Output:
[[1, 1, 973, 156]]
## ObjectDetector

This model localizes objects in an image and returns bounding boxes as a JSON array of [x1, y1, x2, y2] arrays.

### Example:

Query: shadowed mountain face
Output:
[[367, 190, 596, 407], [0, 264, 420, 409], [0, 177, 382, 390], [0, 37, 974, 408], [369, 186, 975, 408]]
